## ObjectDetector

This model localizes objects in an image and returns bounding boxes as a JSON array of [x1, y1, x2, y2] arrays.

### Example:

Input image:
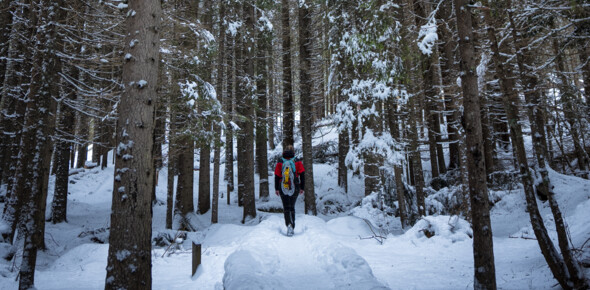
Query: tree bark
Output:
[[224, 22, 235, 198], [0, 0, 15, 185], [212, 1, 226, 224], [281, 0, 294, 147], [176, 135, 195, 217], [0, 0, 33, 241], [198, 144, 211, 214], [454, 1, 497, 288], [256, 10, 270, 203], [338, 128, 349, 193], [212, 124, 221, 224], [76, 114, 89, 168], [299, 2, 317, 215], [237, 1, 257, 223], [17, 0, 63, 286], [105, 0, 161, 288], [438, 1, 461, 172], [166, 144, 175, 230], [52, 67, 78, 223]]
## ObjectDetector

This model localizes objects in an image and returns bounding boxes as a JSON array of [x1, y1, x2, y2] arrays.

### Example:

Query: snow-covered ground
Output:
[[0, 146, 589, 289]]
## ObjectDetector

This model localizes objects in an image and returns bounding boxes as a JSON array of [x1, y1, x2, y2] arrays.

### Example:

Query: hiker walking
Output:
[[274, 145, 305, 236]]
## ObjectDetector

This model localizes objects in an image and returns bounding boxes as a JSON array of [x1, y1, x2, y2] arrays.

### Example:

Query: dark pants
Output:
[[279, 191, 298, 229]]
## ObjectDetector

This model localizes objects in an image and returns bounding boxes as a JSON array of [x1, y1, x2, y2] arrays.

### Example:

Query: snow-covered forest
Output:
[[0, 0, 589, 289]]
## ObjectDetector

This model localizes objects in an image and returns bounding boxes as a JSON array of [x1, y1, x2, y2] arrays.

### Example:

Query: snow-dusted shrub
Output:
[[350, 193, 398, 234], [425, 185, 464, 215], [318, 192, 351, 215], [404, 215, 472, 242], [429, 176, 450, 191], [488, 170, 520, 191], [77, 227, 109, 244], [312, 140, 338, 163], [152, 230, 187, 248]]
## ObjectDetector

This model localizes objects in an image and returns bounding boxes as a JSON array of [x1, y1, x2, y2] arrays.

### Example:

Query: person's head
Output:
[[283, 144, 295, 159]]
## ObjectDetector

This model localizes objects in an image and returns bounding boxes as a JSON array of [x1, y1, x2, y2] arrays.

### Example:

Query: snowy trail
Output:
[[213, 215, 387, 290], [244, 218, 336, 289]]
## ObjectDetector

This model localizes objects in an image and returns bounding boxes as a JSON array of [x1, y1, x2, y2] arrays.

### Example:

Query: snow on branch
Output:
[[417, 16, 438, 55], [417, 0, 443, 55]]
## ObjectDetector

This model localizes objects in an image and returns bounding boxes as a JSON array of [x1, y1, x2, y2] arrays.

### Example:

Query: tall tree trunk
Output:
[[17, 0, 64, 286], [92, 120, 102, 165], [237, 1, 257, 223], [337, 63, 349, 193], [387, 97, 408, 228], [256, 12, 270, 203], [212, 1, 226, 224], [176, 135, 195, 217], [415, 0, 442, 178], [198, 144, 211, 214], [409, 97, 425, 217], [281, 0, 294, 147], [438, 1, 461, 172], [454, 1, 497, 288], [299, 2, 317, 215], [197, 0, 213, 215], [52, 58, 78, 223], [0, 0, 15, 185], [105, 0, 160, 288], [166, 146, 175, 230], [401, 0, 425, 217], [166, 93, 176, 229], [0, 0, 12, 89], [224, 31, 235, 200], [0, 0, 33, 241], [76, 113, 89, 168], [212, 124, 221, 224]]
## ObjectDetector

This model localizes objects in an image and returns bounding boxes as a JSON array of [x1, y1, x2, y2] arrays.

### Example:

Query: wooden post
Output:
[[192, 243, 201, 276]]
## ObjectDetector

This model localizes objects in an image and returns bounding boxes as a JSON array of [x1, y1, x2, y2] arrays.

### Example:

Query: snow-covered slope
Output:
[[0, 152, 588, 289]]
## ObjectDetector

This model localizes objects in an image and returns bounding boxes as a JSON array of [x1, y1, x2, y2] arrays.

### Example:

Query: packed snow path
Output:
[[219, 215, 387, 290]]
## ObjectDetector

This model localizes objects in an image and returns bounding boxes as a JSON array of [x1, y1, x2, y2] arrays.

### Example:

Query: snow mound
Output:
[[326, 216, 374, 237], [404, 215, 472, 243], [315, 245, 389, 290], [49, 243, 108, 271], [223, 250, 282, 290]]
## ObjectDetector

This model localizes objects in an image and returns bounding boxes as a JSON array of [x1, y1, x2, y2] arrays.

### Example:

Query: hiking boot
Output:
[[287, 225, 294, 236]]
